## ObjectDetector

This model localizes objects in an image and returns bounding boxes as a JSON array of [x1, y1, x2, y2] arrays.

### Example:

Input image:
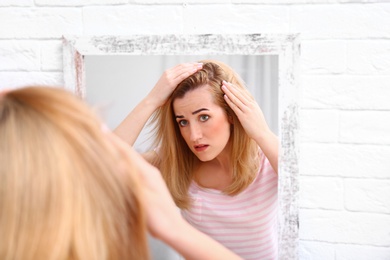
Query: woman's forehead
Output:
[[173, 86, 219, 113]]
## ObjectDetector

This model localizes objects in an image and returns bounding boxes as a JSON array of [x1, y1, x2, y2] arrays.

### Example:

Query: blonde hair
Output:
[[151, 60, 260, 209], [0, 86, 149, 260]]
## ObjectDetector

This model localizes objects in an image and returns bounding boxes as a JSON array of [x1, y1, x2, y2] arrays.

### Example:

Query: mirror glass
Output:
[[63, 34, 300, 260], [85, 55, 278, 153]]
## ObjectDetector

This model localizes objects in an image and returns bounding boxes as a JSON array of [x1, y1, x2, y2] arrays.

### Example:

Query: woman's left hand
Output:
[[222, 81, 279, 173], [221, 81, 270, 141]]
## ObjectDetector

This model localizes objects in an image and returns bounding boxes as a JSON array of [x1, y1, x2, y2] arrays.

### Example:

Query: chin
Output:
[[195, 153, 216, 162]]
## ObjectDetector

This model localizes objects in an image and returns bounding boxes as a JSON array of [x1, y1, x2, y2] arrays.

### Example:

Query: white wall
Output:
[[1, 1, 389, 259]]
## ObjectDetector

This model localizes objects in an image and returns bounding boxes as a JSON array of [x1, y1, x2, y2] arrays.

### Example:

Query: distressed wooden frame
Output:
[[63, 34, 300, 260]]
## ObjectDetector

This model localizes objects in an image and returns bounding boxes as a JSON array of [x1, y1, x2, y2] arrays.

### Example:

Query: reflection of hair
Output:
[[152, 60, 260, 209], [0, 86, 149, 259]]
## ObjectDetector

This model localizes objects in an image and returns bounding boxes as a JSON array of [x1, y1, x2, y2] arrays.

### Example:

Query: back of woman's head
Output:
[[0, 86, 149, 260]]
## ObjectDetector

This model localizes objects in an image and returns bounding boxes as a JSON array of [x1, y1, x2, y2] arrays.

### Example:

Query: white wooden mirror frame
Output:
[[62, 34, 300, 260]]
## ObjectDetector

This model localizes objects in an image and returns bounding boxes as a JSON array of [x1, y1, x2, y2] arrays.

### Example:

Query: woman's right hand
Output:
[[146, 63, 203, 107], [114, 62, 202, 145]]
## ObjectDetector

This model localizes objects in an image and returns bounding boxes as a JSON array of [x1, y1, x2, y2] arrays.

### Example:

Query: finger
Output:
[[171, 63, 203, 82], [222, 80, 252, 104], [224, 93, 243, 115], [221, 82, 246, 111], [169, 63, 197, 76], [222, 80, 254, 102]]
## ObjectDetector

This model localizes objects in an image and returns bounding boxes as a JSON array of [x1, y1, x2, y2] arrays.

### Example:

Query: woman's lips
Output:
[[194, 144, 209, 152]]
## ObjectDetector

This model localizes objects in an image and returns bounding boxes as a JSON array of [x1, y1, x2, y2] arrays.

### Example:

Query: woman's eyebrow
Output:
[[175, 108, 209, 119], [192, 108, 209, 115]]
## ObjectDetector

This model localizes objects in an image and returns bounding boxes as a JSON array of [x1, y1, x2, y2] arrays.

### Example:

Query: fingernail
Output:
[[197, 63, 203, 68]]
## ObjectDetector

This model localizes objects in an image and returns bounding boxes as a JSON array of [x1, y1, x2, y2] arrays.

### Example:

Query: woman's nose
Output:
[[190, 123, 202, 141]]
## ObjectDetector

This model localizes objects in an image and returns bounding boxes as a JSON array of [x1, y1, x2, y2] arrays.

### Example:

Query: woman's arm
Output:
[[113, 95, 160, 146], [253, 128, 279, 174], [133, 149, 241, 260], [161, 217, 242, 260], [110, 133, 241, 260], [221, 81, 279, 173], [114, 63, 203, 146]]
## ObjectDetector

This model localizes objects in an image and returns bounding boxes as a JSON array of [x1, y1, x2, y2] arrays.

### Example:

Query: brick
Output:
[[41, 40, 63, 71], [83, 6, 183, 35], [291, 4, 390, 39], [345, 179, 390, 214], [301, 41, 346, 74], [339, 111, 390, 144], [300, 143, 390, 178], [299, 241, 335, 260], [301, 75, 390, 110], [234, 0, 332, 3], [182, 5, 289, 34], [300, 109, 339, 143], [0, 0, 32, 6], [336, 244, 390, 260], [300, 209, 390, 246], [131, 0, 228, 3], [236, 0, 390, 3], [35, 0, 127, 6], [0, 8, 82, 38], [300, 176, 343, 210], [0, 40, 40, 70], [347, 40, 390, 75], [0, 72, 63, 89]]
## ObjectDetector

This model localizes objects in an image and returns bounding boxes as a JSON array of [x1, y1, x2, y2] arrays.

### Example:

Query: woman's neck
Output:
[[193, 151, 233, 191]]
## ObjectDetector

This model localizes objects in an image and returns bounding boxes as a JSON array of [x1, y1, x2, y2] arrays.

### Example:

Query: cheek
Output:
[[210, 116, 231, 137]]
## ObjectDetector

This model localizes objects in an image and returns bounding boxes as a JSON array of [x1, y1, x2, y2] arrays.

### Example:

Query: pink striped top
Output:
[[181, 152, 278, 260]]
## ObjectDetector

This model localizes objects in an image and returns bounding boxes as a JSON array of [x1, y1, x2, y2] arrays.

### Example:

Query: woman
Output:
[[0, 86, 240, 260], [115, 60, 279, 259]]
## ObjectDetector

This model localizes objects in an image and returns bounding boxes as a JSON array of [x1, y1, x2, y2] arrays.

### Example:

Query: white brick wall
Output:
[[1, 1, 389, 259]]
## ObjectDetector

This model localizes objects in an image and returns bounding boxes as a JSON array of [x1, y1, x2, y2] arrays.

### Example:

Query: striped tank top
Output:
[[181, 152, 278, 260]]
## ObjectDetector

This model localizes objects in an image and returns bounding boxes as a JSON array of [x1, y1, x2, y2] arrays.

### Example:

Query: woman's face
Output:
[[173, 85, 232, 162]]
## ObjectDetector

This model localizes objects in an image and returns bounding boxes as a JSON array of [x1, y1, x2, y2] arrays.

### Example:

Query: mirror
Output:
[[84, 55, 278, 153], [63, 34, 300, 260]]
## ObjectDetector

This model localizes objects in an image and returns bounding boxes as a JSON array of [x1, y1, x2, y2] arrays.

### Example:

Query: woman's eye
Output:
[[199, 115, 209, 122], [179, 120, 188, 127]]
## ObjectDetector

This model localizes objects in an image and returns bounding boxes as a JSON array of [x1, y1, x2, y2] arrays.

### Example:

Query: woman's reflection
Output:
[[115, 60, 279, 260]]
